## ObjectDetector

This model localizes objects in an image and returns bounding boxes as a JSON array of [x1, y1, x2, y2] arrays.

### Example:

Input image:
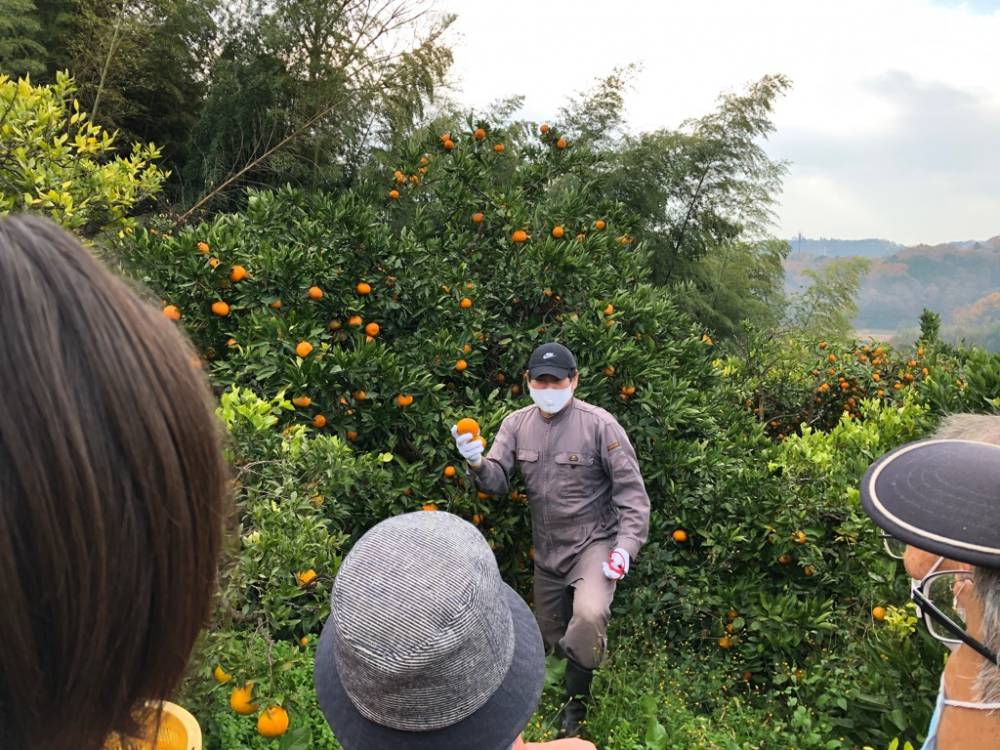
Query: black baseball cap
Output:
[[527, 342, 577, 379], [860, 438, 1000, 569]]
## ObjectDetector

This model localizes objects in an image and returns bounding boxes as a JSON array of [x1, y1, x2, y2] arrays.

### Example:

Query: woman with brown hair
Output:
[[0, 215, 229, 749]]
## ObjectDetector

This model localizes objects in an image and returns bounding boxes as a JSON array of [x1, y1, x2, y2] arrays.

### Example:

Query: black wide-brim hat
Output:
[[861, 438, 1000, 569], [315, 584, 545, 750]]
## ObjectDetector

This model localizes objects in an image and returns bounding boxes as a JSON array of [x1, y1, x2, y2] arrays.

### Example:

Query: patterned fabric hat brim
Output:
[[315, 584, 545, 750], [861, 438, 1000, 569]]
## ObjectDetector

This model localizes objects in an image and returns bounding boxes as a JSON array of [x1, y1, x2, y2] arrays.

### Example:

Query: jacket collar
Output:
[[537, 397, 576, 426]]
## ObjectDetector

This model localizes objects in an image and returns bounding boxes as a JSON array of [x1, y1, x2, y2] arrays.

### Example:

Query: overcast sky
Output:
[[435, 0, 1000, 245]]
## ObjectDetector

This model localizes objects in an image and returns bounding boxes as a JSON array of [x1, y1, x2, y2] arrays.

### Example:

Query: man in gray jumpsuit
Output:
[[451, 342, 650, 737]]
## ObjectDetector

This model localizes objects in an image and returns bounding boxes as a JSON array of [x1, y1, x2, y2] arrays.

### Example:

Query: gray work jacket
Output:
[[472, 398, 650, 576]]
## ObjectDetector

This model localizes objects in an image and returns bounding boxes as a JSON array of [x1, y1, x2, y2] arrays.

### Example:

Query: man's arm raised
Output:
[[457, 414, 518, 496]]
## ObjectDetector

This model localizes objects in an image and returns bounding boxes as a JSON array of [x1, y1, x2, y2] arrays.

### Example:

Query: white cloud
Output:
[[435, 0, 1000, 244]]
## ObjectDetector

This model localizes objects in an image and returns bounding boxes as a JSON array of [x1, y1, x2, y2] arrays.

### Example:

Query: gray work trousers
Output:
[[532, 541, 616, 670]]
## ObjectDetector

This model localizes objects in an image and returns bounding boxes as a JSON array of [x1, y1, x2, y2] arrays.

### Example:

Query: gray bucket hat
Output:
[[315, 511, 545, 750]]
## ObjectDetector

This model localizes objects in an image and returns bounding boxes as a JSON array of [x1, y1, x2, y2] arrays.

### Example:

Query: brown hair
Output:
[[0, 215, 228, 749]]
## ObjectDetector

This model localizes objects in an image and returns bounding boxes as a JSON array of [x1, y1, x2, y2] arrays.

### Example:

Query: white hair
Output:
[[975, 567, 1000, 702], [933, 414, 1000, 700]]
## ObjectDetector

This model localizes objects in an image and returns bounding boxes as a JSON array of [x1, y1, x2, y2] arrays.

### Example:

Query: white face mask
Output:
[[529, 385, 574, 414]]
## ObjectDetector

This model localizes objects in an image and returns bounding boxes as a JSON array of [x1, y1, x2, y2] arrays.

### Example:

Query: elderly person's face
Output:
[[904, 545, 985, 643], [903, 546, 970, 580]]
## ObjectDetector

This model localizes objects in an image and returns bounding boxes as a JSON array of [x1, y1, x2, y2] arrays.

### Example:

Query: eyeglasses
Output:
[[880, 531, 906, 560], [911, 570, 999, 666]]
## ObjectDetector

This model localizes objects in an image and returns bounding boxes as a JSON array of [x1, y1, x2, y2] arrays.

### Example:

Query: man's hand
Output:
[[451, 425, 484, 467], [601, 547, 630, 581]]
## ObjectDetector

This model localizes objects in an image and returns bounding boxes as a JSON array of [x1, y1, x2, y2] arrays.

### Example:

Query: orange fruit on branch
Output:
[[872, 606, 886, 621], [459, 297, 473, 309], [422, 503, 438, 512], [594, 219, 606, 230], [230, 265, 248, 282], [211, 300, 230, 317], [213, 665, 233, 684], [162, 305, 181, 321], [511, 229, 528, 243], [389, 189, 400, 200], [353, 390, 367, 401], [551, 225, 565, 238], [672, 529, 688, 543], [365, 322, 380, 336], [292, 396, 312, 407], [472, 212, 484, 224], [295, 341, 313, 358], [356, 281, 372, 295], [270, 299, 282, 309], [493, 143, 505, 153], [197, 241, 210, 253], [229, 684, 258, 715], [555, 137, 567, 149], [307, 285, 324, 300], [348, 315, 363, 327], [539, 123, 550, 134], [455, 359, 468, 371], [296, 569, 318, 587], [257, 706, 289, 739], [396, 394, 414, 407], [312, 414, 326, 428], [474, 127, 486, 140], [443, 465, 457, 478]]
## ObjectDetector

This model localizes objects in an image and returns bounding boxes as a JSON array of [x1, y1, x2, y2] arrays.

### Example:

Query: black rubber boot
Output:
[[558, 659, 594, 738]]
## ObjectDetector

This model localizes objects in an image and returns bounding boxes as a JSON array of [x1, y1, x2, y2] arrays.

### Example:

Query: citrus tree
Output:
[[119, 113, 945, 748]]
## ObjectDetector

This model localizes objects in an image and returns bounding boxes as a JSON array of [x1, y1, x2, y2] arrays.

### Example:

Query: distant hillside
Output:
[[786, 237, 903, 259], [785, 236, 1000, 348]]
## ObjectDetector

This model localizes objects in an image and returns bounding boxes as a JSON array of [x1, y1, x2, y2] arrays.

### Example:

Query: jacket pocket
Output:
[[517, 449, 541, 490], [554, 451, 599, 498]]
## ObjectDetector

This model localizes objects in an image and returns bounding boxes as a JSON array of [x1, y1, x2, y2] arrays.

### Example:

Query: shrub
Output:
[[0, 72, 165, 237]]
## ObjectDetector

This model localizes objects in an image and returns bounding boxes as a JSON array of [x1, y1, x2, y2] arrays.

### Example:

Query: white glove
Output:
[[602, 547, 630, 581], [451, 425, 484, 467]]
